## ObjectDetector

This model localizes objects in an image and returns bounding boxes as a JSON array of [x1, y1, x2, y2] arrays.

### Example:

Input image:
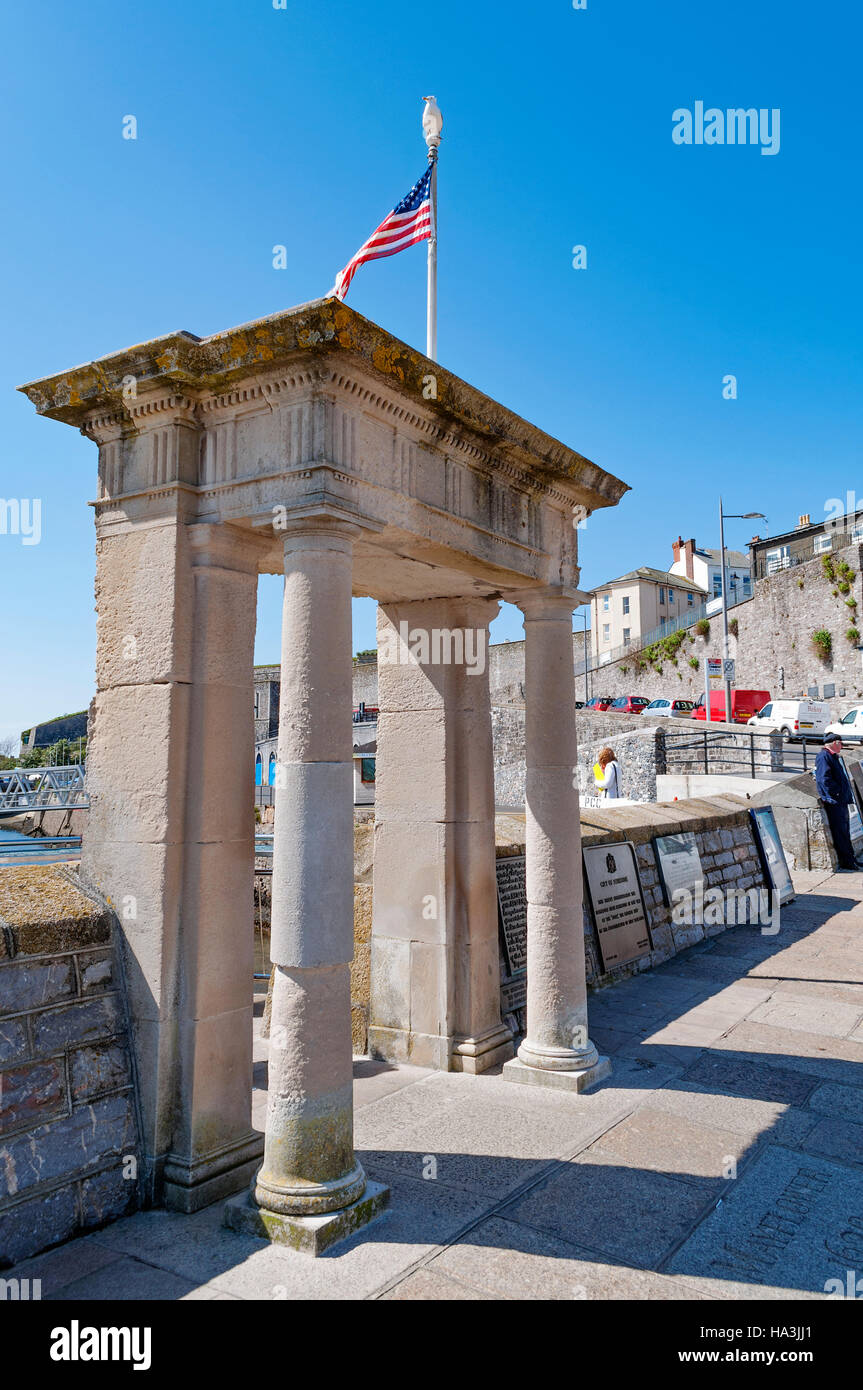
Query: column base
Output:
[[163, 1131, 264, 1214], [502, 1054, 612, 1094], [451, 1022, 515, 1074], [368, 1025, 451, 1070], [223, 1181, 390, 1256]]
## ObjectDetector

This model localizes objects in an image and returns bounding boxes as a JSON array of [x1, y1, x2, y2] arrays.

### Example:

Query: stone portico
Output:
[[20, 297, 627, 1246]]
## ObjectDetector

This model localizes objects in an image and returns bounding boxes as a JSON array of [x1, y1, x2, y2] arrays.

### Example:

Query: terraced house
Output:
[[589, 567, 706, 664]]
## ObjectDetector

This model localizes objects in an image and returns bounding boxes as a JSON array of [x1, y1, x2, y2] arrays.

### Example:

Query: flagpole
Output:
[[427, 149, 438, 361], [422, 96, 442, 361]]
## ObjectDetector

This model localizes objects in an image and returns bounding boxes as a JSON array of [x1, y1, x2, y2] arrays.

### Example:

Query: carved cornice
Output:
[[19, 299, 628, 513]]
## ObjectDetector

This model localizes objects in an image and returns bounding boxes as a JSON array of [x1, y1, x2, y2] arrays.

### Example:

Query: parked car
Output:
[[825, 704, 863, 743], [642, 698, 697, 718], [584, 696, 613, 711], [691, 689, 770, 724], [609, 695, 651, 714], [748, 698, 831, 742]]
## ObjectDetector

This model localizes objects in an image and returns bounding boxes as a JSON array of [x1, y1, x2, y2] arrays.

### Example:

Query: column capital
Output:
[[257, 502, 384, 549], [510, 586, 591, 620]]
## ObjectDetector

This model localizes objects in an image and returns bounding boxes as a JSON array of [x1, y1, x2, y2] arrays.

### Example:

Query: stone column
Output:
[[502, 590, 610, 1092], [226, 516, 387, 1252], [369, 596, 513, 1073]]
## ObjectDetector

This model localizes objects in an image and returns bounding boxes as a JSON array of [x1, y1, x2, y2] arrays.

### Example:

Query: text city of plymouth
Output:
[[21, 298, 628, 1248]]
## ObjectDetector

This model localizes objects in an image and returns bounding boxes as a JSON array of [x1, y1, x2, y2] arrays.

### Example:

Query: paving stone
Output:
[[683, 1052, 818, 1107], [648, 1080, 818, 1149], [47, 1255, 200, 1301], [714, 1021, 863, 1084], [798, 1116, 863, 1167], [748, 994, 863, 1039], [498, 1151, 713, 1269], [808, 1081, 863, 1125], [583, 1106, 753, 1192], [669, 1145, 863, 1298], [432, 1214, 710, 1300], [7, 1234, 123, 1293], [380, 1268, 488, 1300]]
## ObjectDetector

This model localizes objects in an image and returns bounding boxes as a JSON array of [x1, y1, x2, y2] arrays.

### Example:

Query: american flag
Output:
[[329, 167, 433, 303]]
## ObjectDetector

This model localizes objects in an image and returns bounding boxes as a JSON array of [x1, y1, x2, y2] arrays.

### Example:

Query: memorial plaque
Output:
[[582, 841, 651, 972], [749, 806, 794, 905], [654, 831, 704, 908], [848, 759, 863, 811], [496, 854, 527, 1037], [496, 854, 527, 976]]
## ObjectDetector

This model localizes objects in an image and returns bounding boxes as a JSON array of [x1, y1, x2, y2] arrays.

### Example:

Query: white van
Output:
[[748, 698, 831, 742], [826, 704, 863, 744]]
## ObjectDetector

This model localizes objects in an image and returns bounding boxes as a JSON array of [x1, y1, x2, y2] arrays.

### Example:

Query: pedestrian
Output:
[[594, 746, 622, 800], [815, 734, 859, 871]]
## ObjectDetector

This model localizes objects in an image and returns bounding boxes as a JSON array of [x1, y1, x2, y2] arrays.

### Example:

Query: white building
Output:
[[669, 536, 752, 613]]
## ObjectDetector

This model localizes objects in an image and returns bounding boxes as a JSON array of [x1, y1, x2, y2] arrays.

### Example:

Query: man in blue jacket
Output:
[[815, 735, 858, 871]]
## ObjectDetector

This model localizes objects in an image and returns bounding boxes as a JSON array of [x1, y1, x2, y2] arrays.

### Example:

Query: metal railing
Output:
[[659, 727, 788, 779], [0, 765, 88, 813], [578, 587, 753, 676]]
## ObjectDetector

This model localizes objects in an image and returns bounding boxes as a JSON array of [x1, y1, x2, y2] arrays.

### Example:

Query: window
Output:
[[602, 594, 610, 611], [622, 628, 631, 644], [668, 589, 675, 604], [742, 577, 752, 595], [254, 693, 260, 719], [713, 574, 722, 597], [687, 592, 694, 606], [602, 623, 610, 642], [841, 710, 858, 725], [268, 753, 277, 787], [360, 758, 376, 784], [766, 547, 790, 574], [622, 595, 630, 615], [759, 704, 773, 719], [851, 523, 863, 544], [255, 753, 262, 787], [658, 587, 665, 604], [814, 533, 833, 555]]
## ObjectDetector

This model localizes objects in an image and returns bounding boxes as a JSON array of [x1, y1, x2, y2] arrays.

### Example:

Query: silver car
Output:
[[642, 698, 697, 719]]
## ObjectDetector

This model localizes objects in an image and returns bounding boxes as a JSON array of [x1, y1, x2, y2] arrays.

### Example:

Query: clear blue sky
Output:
[[2, 0, 861, 742]]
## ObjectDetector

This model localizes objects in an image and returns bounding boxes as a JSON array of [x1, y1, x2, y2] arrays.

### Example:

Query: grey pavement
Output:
[[11, 866, 863, 1301]]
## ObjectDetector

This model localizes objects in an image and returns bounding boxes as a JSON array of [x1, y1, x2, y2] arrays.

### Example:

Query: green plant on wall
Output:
[[812, 629, 832, 662], [822, 554, 836, 583], [729, 617, 738, 638], [688, 655, 699, 670], [694, 618, 710, 638], [847, 627, 861, 645]]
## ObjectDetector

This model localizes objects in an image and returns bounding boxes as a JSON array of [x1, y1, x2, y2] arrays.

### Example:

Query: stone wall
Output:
[[0, 867, 141, 1267], [493, 707, 671, 807]]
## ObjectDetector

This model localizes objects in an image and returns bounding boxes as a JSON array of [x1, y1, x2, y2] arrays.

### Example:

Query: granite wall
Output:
[[0, 867, 141, 1267]]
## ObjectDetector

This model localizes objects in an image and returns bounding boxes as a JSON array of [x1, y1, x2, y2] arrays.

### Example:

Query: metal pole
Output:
[[426, 150, 438, 361], [720, 496, 732, 724]]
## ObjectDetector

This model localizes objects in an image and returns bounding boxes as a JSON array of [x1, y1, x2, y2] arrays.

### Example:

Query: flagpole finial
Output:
[[422, 96, 443, 162]]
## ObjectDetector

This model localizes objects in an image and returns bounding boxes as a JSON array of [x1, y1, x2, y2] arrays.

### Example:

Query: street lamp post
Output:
[[575, 608, 590, 704], [719, 503, 767, 724]]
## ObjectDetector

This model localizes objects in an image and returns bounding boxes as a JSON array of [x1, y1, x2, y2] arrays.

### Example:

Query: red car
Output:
[[584, 696, 613, 712], [609, 695, 650, 715]]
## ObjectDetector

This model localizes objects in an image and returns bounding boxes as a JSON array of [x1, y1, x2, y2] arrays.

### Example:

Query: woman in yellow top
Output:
[[594, 746, 621, 800]]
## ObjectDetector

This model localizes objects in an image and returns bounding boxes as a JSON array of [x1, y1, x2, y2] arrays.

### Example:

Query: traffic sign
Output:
[[707, 657, 722, 680], [723, 658, 736, 683]]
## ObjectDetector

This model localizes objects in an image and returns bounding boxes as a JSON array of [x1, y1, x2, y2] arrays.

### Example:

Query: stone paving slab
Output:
[[497, 1150, 715, 1269], [668, 1145, 863, 1298], [419, 1214, 712, 1301]]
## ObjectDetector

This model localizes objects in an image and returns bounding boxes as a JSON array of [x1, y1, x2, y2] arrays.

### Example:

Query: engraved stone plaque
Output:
[[582, 841, 651, 972]]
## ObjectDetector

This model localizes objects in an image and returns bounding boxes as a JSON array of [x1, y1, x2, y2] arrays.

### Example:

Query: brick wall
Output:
[[0, 867, 140, 1267]]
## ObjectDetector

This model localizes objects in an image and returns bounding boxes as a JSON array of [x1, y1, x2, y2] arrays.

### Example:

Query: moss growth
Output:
[[812, 628, 832, 662]]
